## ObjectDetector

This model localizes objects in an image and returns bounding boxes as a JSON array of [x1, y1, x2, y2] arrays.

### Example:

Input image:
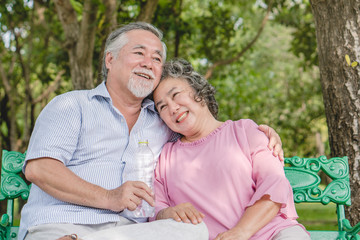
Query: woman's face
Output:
[[154, 77, 209, 136]]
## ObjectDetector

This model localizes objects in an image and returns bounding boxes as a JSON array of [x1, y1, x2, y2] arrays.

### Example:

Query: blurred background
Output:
[[0, 0, 326, 157]]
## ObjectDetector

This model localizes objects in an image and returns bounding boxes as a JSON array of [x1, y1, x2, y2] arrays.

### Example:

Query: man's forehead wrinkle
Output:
[[132, 44, 163, 57], [133, 44, 145, 49]]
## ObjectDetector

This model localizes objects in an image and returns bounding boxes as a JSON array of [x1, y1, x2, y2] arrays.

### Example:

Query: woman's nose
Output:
[[168, 102, 179, 115]]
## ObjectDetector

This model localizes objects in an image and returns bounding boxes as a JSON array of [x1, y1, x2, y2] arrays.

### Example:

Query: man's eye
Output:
[[154, 57, 162, 62], [135, 52, 143, 55]]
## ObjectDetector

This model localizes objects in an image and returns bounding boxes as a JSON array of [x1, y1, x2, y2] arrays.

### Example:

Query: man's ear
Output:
[[105, 52, 113, 69]]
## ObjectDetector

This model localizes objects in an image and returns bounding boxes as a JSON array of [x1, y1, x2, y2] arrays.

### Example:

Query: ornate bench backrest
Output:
[[284, 156, 351, 206], [0, 150, 30, 239]]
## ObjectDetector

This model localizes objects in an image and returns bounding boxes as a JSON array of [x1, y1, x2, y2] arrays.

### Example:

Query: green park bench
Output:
[[0, 150, 360, 239], [284, 156, 360, 239], [0, 150, 30, 240]]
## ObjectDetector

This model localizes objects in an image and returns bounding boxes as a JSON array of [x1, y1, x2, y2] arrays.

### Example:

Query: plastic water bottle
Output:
[[133, 140, 155, 218]]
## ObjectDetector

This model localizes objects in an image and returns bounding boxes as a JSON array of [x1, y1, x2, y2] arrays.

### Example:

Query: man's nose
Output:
[[140, 55, 153, 69]]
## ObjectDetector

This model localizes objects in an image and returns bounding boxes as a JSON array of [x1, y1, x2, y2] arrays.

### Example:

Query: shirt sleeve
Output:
[[241, 120, 298, 219], [23, 93, 82, 171], [150, 144, 172, 221]]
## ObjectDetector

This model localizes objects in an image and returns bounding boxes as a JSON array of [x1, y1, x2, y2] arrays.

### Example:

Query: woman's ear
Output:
[[194, 95, 206, 106]]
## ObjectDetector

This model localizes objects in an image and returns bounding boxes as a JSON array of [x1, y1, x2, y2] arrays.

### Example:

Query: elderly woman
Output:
[[152, 59, 310, 240]]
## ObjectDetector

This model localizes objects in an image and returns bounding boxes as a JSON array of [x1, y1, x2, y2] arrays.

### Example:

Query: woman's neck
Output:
[[181, 117, 223, 143]]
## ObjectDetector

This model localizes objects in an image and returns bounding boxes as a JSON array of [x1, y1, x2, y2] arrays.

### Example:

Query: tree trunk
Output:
[[0, 49, 19, 151], [96, 0, 118, 85], [54, 0, 97, 90], [136, 0, 159, 23], [310, 0, 360, 225]]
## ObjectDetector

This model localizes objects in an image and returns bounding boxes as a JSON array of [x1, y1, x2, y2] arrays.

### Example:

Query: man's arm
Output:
[[25, 158, 154, 212], [258, 124, 284, 161]]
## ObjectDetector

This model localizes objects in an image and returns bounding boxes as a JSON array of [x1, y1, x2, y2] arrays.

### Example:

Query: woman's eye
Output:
[[159, 105, 167, 111]]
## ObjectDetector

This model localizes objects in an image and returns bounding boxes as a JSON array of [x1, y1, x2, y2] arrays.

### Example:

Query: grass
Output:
[[295, 202, 338, 230]]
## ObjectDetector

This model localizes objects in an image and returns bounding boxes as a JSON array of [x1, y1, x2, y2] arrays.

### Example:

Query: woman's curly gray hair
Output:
[[160, 59, 219, 118]]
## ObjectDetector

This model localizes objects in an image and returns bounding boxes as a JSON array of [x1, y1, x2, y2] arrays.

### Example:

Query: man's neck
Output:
[[106, 82, 143, 132]]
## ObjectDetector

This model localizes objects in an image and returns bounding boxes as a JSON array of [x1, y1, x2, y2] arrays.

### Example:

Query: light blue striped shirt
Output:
[[18, 82, 174, 240]]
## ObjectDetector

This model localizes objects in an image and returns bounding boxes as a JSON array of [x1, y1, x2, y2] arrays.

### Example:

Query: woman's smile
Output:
[[176, 111, 189, 123]]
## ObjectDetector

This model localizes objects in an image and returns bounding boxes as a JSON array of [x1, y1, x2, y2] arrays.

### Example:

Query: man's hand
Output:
[[105, 181, 154, 212], [258, 124, 284, 162], [156, 203, 204, 224]]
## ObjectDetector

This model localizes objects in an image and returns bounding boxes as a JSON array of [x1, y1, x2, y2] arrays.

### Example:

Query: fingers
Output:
[[258, 124, 284, 162], [177, 208, 198, 224], [127, 195, 141, 211], [132, 181, 154, 196], [131, 182, 155, 207], [158, 203, 205, 224], [258, 124, 270, 137], [106, 181, 154, 212], [258, 124, 282, 149], [173, 203, 205, 224], [279, 149, 284, 163]]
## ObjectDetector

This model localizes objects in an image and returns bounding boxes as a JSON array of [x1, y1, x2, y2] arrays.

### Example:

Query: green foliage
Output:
[[271, 0, 318, 69], [0, 0, 327, 158], [209, 22, 325, 157], [0, 0, 71, 150]]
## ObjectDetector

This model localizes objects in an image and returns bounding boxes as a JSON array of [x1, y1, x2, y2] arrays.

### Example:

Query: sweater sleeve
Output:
[[240, 120, 298, 219]]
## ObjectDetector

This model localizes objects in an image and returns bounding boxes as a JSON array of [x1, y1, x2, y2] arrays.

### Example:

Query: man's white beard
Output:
[[127, 76, 154, 98]]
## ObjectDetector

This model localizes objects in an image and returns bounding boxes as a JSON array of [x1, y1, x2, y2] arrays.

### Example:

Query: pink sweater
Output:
[[153, 120, 307, 239]]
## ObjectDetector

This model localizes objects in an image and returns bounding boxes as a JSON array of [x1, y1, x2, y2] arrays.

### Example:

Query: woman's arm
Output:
[[214, 195, 280, 240]]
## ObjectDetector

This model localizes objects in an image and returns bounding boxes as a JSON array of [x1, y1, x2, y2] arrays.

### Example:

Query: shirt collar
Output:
[[88, 81, 111, 100], [88, 81, 157, 113]]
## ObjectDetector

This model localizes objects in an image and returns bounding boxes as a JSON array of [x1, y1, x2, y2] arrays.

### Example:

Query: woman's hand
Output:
[[214, 227, 250, 240], [156, 202, 205, 224], [258, 124, 284, 161]]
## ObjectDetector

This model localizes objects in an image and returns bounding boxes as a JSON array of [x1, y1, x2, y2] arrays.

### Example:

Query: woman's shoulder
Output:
[[227, 119, 259, 132], [229, 119, 268, 147], [161, 140, 178, 154]]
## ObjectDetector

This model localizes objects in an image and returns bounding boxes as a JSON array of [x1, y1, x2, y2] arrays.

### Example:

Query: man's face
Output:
[[106, 29, 164, 98]]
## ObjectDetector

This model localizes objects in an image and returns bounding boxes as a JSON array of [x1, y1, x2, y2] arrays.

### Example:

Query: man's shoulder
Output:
[[54, 89, 90, 100], [49, 89, 91, 106]]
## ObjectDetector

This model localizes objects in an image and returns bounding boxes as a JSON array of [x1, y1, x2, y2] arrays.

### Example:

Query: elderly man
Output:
[[18, 22, 282, 240]]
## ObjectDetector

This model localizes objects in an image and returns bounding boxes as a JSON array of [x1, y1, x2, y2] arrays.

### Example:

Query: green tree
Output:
[[0, 0, 69, 152]]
